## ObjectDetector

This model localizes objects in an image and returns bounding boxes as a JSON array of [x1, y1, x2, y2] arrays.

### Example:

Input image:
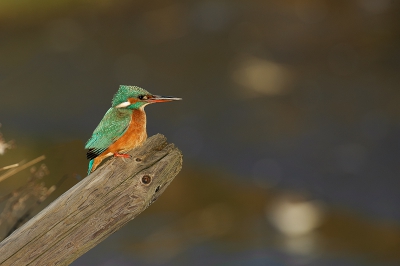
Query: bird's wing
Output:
[[85, 108, 132, 160]]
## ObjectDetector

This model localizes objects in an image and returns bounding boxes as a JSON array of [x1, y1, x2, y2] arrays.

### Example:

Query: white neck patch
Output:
[[115, 101, 131, 108]]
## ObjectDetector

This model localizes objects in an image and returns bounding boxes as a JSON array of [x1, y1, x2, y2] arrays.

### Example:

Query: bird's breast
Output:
[[107, 109, 147, 153]]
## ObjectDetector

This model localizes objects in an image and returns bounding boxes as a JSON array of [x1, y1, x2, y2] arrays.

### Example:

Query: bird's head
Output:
[[112, 85, 182, 110]]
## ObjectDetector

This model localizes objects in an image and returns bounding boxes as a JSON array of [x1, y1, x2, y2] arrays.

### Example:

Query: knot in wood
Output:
[[141, 175, 151, 185]]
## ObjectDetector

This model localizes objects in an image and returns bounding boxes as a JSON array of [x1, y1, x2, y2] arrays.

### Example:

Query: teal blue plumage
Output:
[[85, 108, 132, 159], [87, 159, 95, 175]]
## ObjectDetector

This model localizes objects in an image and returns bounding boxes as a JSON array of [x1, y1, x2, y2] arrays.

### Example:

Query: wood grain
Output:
[[0, 134, 182, 266]]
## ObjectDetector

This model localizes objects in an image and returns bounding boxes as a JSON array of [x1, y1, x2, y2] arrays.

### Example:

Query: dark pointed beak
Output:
[[147, 95, 182, 103]]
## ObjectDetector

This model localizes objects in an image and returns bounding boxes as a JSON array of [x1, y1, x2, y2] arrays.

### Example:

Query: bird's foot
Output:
[[113, 153, 132, 159]]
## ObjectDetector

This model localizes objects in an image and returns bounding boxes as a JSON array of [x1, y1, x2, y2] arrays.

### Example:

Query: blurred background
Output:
[[0, 0, 400, 265]]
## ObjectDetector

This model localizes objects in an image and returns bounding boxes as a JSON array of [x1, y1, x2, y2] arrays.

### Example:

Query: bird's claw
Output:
[[113, 153, 132, 159]]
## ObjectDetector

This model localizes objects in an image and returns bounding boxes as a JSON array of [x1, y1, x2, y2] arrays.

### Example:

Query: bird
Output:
[[85, 85, 182, 174]]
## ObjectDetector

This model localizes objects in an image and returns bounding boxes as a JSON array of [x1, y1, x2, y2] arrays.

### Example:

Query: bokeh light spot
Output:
[[232, 56, 292, 96], [268, 195, 324, 237]]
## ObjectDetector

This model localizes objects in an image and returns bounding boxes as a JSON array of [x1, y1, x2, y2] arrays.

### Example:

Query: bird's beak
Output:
[[146, 95, 182, 103]]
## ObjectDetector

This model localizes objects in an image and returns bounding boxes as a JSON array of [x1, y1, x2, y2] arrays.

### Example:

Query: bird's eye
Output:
[[138, 95, 148, 100]]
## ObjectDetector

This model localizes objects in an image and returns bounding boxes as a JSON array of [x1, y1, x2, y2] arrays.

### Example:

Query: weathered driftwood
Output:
[[0, 134, 182, 266]]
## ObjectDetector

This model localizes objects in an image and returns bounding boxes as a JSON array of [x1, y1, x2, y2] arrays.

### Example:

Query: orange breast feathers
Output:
[[106, 109, 147, 154]]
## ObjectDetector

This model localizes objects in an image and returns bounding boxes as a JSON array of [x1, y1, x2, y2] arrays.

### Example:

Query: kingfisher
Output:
[[85, 85, 182, 174]]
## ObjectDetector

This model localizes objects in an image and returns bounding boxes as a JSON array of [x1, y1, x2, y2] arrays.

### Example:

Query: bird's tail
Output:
[[87, 159, 94, 175]]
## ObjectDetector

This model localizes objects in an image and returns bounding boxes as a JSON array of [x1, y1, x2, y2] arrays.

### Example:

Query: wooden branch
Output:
[[0, 155, 46, 183], [0, 164, 19, 171], [0, 134, 183, 266]]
